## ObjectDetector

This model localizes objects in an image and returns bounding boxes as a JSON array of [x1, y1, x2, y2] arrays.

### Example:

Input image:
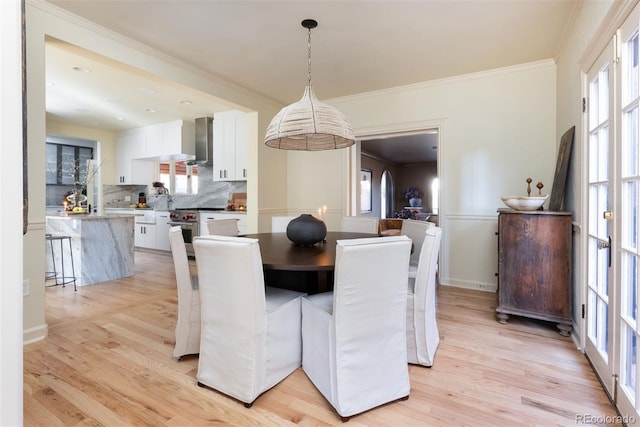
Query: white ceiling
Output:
[[43, 0, 579, 163]]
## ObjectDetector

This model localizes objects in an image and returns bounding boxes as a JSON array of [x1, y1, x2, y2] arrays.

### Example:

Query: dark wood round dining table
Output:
[[242, 231, 379, 293]]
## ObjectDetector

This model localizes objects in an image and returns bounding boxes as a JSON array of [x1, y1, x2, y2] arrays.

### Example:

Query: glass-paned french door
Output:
[[619, 7, 640, 419], [586, 5, 640, 422], [586, 37, 615, 400]]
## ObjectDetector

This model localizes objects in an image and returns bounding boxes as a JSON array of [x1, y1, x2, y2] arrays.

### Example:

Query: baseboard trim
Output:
[[23, 323, 48, 345], [439, 279, 497, 293]]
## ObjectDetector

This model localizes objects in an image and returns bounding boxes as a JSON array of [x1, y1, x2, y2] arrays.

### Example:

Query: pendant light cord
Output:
[[307, 25, 312, 87]]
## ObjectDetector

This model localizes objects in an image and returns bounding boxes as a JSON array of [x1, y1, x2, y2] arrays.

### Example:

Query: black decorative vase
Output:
[[286, 214, 327, 246]]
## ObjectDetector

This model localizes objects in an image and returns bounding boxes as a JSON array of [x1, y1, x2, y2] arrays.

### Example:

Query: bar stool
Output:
[[45, 234, 77, 291]]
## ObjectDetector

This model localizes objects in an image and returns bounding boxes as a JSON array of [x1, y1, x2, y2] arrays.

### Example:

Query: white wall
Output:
[[286, 149, 351, 231], [300, 61, 557, 291], [0, 0, 24, 423]]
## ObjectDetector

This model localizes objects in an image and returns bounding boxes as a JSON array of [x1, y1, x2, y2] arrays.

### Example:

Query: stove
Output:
[[169, 209, 198, 223], [168, 209, 199, 256], [167, 208, 226, 256]]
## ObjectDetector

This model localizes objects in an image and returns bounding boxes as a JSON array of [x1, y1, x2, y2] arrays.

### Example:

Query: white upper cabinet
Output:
[[143, 123, 164, 157], [145, 120, 195, 160], [115, 128, 146, 184], [114, 120, 196, 184], [213, 110, 247, 181]]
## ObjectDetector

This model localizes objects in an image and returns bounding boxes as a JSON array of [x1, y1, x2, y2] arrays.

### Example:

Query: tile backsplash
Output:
[[103, 185, 148, 208], [102, 164, 247, 210]]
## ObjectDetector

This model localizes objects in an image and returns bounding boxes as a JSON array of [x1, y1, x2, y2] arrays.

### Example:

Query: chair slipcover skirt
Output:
[[302, 236, 412, 418], [406, 227, 442, 366], [194, 235, 304, 405], [169, 226, 201, 360]]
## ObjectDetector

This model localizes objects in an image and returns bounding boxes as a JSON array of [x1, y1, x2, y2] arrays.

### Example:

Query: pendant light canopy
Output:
[[264, 19, 356, 151]]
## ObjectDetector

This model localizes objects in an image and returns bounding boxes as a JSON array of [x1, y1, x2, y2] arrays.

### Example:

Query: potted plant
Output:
[[405, 186, 424, 207], [153, 181, 168, 195]]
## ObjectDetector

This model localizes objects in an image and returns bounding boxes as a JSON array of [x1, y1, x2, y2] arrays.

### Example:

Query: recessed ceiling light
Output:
[[144, 108, 156, 113], [72, 66, 91, 73], [139, 87, 156, 95], [115, 116, 124, 121], [46, 82, 55, 87], [180, 99, 192, 105]]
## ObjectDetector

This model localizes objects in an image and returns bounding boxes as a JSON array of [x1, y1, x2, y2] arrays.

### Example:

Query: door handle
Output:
[[597, 236, 612, 267], [608, 235, 612, 267]]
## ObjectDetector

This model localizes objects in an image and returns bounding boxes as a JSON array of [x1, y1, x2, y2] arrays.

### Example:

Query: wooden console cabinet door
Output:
[[496, 209, 572, 336]]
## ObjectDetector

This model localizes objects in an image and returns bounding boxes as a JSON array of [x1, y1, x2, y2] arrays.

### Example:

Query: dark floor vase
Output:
[[286, 214, 327, 246]]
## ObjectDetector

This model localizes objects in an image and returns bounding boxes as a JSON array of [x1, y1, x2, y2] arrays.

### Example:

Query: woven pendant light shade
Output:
[[264, 19, 356, 151], [264, 86, 355, 150]]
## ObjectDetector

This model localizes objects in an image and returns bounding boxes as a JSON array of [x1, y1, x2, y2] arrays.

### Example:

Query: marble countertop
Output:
[[47, 213, 136, 220], [213, 210, 247, 215], [101, 207, 247, 214]]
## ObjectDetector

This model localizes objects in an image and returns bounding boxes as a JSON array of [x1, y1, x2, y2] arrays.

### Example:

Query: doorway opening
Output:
[[360, 130, 438, 221]]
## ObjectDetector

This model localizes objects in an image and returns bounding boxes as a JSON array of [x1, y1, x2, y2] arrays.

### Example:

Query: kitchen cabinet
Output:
[[46, 143, 93, 185], [144, 120, 195, 159], [135, 223, 156, 248], [155, 211, 171, 251], [213, 110, 247, 181], [199, 212, 247, 235], [134, 210, 156, 249], [114, 120, 195, 184], [496, 209, 572, 336], [129, 210, 171, 251], [115, 128, 146, 184]]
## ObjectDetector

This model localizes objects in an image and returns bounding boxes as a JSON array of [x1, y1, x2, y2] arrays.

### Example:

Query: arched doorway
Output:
[[381, 170, 394, 218]]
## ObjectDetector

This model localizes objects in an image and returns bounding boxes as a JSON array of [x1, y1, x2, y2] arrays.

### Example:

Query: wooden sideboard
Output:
[[496, 209, 573, 336]]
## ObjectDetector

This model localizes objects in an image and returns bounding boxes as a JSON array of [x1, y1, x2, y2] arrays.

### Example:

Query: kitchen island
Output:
[[46, 214, 135, 286]]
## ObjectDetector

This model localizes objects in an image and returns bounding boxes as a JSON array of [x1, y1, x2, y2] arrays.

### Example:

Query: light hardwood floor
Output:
[[24, 251, 621, 426]]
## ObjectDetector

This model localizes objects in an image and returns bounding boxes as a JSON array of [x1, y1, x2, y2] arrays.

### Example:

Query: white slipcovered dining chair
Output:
[[301, 235, 412, 420], [401, 219, 434, 278], [169, 226, 200, 360], [205, 218, 239, 236], [340, 216, 379, 234], [406, 226, 442, 367], [271, 215, 297, 233], [193, 235, 304, 407]]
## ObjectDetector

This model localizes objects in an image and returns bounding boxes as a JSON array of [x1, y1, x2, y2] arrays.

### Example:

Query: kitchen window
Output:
[[159, 161, 198, 194]]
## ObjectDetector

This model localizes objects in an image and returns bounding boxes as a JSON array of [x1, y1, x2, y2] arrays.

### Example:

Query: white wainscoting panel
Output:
[[440, 214, 498, 292]]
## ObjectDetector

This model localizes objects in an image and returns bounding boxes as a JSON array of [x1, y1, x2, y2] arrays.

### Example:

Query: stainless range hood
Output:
[[190, 117, 213, 165]]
